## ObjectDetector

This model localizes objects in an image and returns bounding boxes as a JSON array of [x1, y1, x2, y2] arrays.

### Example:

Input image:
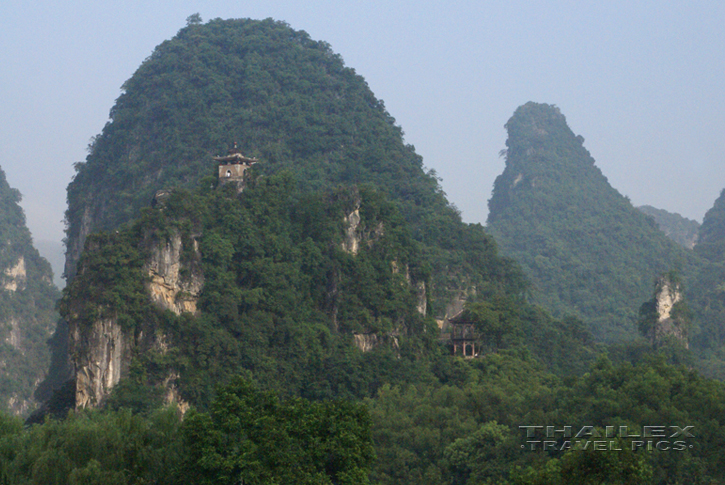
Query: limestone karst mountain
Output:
[[53, 18, 555, 413], [65, 18, 455, 286], [487, 102, 694, 341], [638, 205, 700, 249], [0, 167, 60, 415], [8, 19, 725, 480], [687, 188, 725, 376], [695, 188, 725, 263]]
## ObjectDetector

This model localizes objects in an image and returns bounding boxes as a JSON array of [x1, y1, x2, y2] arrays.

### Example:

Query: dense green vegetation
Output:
[[1, 378, 374, 484], [369, 353, 725, 484], [687, 189, 725, 378], [0, 167, 60, 415], [58, 172, 589, 408], [487, 102, 695, 342], [64, 16, 477, 310], [638, 205, 700, 249], [21, 16, 725, 484], [61, 175, 437, 405], [8, 352, 725, 483], [45, 170, 725, 483], [694, 189, 725, 263]]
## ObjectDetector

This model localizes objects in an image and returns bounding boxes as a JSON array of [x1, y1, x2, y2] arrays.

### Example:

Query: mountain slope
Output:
[[63, 17, 533, 327], [688, 188, 725, 374], [695, 188, 725, 263], [0, 168, 60, 414], [49, 23, 610, 414], [487, 102, 693, 341], [67, 19, 448, 281], [638, 205, 700, 249]]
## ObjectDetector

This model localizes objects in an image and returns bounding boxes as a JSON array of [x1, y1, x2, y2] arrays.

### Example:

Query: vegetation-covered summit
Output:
[[695, 189, 725, 263], [27, 17, 725, 483], [638, 205, 700, 249], [0, 167, 60, 415], [65, 18, 457, 290], [487, 102, 693, 341], [688, 188, 725, 377], [48, 171, 725, 484]]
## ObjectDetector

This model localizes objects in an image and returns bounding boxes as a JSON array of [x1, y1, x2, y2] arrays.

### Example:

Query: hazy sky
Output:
[[1, 0, 723, 277]]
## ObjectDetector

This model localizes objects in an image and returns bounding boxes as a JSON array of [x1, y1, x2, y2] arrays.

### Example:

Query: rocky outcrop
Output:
[[415, 281, 427, 317], [640, 274, 689, 349], [162, 372, 190, 415], [341, 204, 384, 256], [353, 333, 400, 353], [4, 317, 20, 349], [3, 256, 26, 292], [0, 168, 60, 417], [342, 208, 362, 255], [70, 231, 203, 408], [436, 289, 471, 331], [638, 205, 700, 250], [652, 276, 688, 348], [71, 317, 127, 408], [145, 231, 203, 315], [64, 205, 94, 282], [392, 260, 428, 317]]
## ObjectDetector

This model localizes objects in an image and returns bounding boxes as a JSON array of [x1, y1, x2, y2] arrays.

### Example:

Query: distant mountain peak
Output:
[[638, 205, 700, 249], [487, 102, 689, 341], [695, 188, 725, 262]]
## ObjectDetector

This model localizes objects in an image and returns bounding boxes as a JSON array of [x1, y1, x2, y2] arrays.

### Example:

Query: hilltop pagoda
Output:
[[214, 143, 258, 184]]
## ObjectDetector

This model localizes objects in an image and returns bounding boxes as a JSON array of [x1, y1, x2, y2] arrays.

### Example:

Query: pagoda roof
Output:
[[213, 152, 258, 164]]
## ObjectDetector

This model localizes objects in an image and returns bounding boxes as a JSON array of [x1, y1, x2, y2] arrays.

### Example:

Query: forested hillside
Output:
[[694, 189, 725, 263], [22, 175, 725, 484], [638, 205, 700, 249], [12, 17, 725, 484], [64, 16, 479, 317], [0, 168, 60, 415], [487, 102, 695, 342], [687, 189, 725, 377]]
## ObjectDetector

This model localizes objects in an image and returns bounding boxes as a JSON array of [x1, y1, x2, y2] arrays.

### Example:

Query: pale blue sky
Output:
[[1, 1, 723, 280]]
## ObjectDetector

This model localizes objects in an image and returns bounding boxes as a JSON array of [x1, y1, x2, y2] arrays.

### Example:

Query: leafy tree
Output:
[[180, 377, 374, 484]]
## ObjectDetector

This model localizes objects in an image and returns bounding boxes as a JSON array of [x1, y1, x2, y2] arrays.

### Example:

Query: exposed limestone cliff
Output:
[[342, 208, 362, 255], [415, 281, 427, 316], [341, 203, 384, 256], [392, 260, 428, 317], [0, 168, 60, 416], [341, 203, 427, 353], [640, 274, 690, 349], [4, 317, 20, 349], [353, 333, 400, 353], [145, 230, 203, 315], [638, 205, 700, 250], [435, 288, 474, 333], [69, 230, 203, 408], [3, 256, 26, 292], [64, 205, 94, 282], [162, 372, 190, 415], [653, 277, 689, 348], [71, 317, 127, 408]]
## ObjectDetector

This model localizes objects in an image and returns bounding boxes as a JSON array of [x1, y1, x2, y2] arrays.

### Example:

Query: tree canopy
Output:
[[487, 102, 695, 342]]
